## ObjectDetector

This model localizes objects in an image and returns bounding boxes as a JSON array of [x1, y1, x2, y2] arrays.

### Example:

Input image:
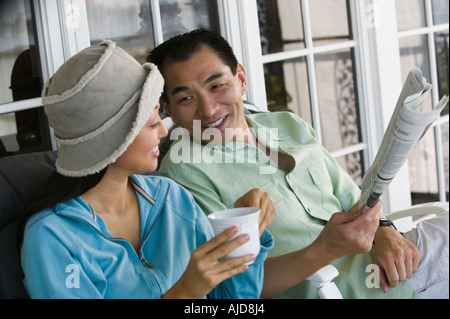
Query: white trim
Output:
[[350, 0, 374, 171], [363, 0, 412, 213], [33, 0, 66, 80], [329, 143, 366, 159], [425, 0, 447, 202], [301, 0, 322, 143], [261, 41, 357, 64], [218, 0, 267, 111], [56, 0, 91, 59], [0, 98, 43, 115], [397, 24, 449, 38], [236, 0, 267, 110], [149, 0, 164, 46]]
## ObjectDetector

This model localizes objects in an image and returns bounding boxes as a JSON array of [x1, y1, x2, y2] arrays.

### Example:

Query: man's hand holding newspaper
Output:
[[360, 67, 449, 210]]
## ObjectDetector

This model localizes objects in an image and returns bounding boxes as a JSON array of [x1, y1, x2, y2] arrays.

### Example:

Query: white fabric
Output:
[[403, 212, 449, 299]]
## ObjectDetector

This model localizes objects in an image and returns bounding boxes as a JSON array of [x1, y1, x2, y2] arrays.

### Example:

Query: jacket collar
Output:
[[53, 175, 169, 237]]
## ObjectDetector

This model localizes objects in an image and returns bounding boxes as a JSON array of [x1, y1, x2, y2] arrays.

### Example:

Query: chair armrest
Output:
[[388, 202, 449, 221], [306, 265, 343, 299]]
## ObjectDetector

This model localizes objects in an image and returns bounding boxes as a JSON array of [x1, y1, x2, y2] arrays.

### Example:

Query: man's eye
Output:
[[150, 122, 160, 129], [179, 96, 193, 103], [212, 83, 224, 90]]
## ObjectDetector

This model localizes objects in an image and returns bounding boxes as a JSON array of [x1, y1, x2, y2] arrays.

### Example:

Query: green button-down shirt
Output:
[[160, 111, 418, 299]]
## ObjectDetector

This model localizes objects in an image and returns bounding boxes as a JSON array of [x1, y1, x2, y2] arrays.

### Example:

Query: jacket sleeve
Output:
[[207, 230, 274, 299], [21, 218, 103, 299]]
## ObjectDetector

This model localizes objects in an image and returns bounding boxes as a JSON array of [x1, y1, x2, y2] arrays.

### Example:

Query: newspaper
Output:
[[359, 67, 449, 210]]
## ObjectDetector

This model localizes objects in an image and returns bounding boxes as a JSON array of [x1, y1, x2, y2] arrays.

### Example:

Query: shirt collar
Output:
[[244, 114, 290, 147]]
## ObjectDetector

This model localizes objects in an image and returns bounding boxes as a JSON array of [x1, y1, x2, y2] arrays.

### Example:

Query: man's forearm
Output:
[[260, 241, 335, 299]]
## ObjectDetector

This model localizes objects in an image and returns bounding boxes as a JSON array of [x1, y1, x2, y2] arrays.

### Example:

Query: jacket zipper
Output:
[[68, 182, 170, 271], [136, 183, 170, 270]]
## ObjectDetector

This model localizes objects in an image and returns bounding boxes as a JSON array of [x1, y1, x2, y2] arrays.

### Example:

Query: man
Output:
[[148, 29, 449, 298]]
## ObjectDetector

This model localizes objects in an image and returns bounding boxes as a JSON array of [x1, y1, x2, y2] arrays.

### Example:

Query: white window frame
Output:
[[234, 0, 420, 215], [356, 0, 413, 214], [3, 0, 445, 215], [396, 0, 449, 203]]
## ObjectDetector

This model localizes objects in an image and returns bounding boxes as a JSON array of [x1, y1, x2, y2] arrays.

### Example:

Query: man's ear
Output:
[[161, 98, 172, 117], [237, 63, 248, 96], [161, 98, 180, 125]]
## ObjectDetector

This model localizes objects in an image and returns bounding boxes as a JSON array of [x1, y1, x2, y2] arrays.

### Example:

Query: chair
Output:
[[0, 151, 164, 298], [2, 150, 447, 299], [0, 151, 58, 298], [308, 201, 449, 299]]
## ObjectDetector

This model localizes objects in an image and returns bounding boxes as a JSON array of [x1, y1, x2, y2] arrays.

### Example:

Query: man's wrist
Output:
[[379, 218, 397, 230]]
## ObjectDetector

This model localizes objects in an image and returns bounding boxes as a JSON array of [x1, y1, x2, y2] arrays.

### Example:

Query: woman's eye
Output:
[[150, 122, 160, 129]]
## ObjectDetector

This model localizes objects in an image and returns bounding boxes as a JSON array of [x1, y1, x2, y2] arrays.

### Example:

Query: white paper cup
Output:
[[208, 207, 261, 264]]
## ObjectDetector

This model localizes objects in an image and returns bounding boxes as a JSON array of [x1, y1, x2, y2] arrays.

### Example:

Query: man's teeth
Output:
[[205, 117, 225, 128]]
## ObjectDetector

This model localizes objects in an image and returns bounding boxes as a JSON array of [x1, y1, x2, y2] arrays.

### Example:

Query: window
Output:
[[0, 0, 222, 159], [397, 0, 449, 203], [85, 0, 220, 63], [257, 0, 364, 183], [0, 0, 52, 158]]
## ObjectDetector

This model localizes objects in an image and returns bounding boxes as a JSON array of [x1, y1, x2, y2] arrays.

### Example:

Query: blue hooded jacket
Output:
[[21, 175, 273, 299]]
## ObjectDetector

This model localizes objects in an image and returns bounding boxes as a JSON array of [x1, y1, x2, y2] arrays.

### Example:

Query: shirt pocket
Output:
[[259, 182, 284, 204], [307, 161, 336, 213]]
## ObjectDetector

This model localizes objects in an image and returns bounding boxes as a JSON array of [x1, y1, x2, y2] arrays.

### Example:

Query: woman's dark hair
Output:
[[147, 29, 239, 102], [18, 169, 105, 245]]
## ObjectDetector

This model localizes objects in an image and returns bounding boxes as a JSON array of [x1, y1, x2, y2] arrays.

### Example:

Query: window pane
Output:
[[257, 0, 305, 55], [435, 31, 449, 115], [0, 0, 42, 104], [160, 0, 220, 41], [263, 58, 312, 124], [335, 151, 363, 186], [86, 0, 155, 64], [432, 0, 449, 25], [396, 0, 426, 31], [310, 0, 351, 46], [409, 129, 440, 204], [399, 35, 433, 111], [0, 0, 51, 157], [400, 34, 448, 204], [316, 49, 361, 153], [86, 0, 220, 63], [442, 122, 449, 200]]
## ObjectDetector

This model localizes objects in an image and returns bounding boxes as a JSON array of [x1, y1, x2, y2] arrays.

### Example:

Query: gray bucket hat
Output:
[[42, 40, 164, 177]]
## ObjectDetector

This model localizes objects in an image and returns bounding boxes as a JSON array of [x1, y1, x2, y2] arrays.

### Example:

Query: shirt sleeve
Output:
[[160, 160, 229, 215], [21, 218, 103, 299]]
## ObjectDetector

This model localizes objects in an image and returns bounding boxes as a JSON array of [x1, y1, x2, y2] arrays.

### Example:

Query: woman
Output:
[[20, 40, 273, 299]]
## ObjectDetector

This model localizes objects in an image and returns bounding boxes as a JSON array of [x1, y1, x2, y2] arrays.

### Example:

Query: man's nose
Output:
[[197, 93, 217, 118]]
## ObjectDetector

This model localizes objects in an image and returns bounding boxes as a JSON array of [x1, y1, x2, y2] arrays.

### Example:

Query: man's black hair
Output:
[[147, 29, 239, 102]]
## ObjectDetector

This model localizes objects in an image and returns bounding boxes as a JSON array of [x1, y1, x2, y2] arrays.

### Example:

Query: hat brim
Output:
[[56, 63, 164, 177]]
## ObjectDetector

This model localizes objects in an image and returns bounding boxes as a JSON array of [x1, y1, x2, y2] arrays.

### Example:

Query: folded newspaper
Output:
[[359, 67, 449, 210]]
